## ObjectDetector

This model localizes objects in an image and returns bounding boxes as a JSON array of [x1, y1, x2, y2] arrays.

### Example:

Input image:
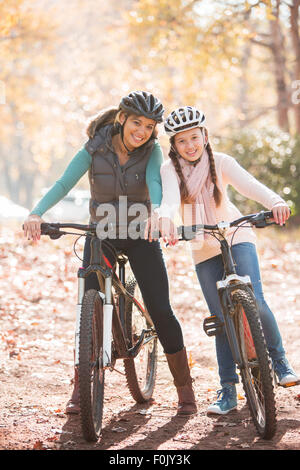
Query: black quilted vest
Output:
[[85, 124, 154, 231]]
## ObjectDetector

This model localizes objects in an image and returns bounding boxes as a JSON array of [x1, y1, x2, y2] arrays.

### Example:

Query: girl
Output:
[[155, 105, 298, 415], [23, 92, 197, 416]]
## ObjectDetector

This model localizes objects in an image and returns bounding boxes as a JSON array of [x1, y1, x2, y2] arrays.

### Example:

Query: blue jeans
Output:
[[195, 242, 285, 386]]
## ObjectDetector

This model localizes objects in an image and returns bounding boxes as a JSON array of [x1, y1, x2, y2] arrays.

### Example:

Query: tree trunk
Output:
[[269, 1, 290, 132], [237, 41, 251, 127], [290, 0, 300, 134]]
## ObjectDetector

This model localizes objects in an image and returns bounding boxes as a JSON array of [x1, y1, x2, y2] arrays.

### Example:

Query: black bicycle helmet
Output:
[[119, 91, 164, 123]]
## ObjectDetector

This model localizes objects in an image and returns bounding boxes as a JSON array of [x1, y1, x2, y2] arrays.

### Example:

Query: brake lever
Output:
[[41, 224, 66, 239], [253, 220, 277, 229], [48, 231, 65, 239]]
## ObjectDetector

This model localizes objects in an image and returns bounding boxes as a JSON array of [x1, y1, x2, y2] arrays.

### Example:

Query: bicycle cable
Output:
[[73, 234, 86, 261], [229, 221, 255, 270], [230, 221, 253, 250]]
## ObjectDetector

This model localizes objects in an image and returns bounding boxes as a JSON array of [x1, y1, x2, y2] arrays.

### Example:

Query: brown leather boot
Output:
[[65, 365, 80, 414], [165, 347, 197, 416]]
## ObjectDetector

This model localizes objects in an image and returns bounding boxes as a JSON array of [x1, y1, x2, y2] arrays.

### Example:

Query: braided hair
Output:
[[206, 140, 222, 207], [169, 140, 193, 204], [169, 130, 222, 207]]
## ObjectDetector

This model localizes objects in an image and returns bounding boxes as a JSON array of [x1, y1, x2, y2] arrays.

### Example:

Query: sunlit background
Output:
[[0, 0, 299, 223]]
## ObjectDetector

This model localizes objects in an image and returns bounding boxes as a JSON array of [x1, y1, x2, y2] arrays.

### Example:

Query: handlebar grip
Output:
[[40, 223, 63, 239]]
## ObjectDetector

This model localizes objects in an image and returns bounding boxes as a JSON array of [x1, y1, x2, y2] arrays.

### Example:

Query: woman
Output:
[[153, 105, 298, 415], [23, 92, 197, 416]]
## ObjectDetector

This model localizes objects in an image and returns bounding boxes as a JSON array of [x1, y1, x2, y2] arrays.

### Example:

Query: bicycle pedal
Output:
[[203, 315, 224, 337]]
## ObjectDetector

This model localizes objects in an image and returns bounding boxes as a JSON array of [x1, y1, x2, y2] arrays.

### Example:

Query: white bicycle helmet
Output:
[[164, 106, 206, 137]]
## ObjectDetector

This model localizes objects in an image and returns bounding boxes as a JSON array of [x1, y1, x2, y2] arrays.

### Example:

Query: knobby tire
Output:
[[78, 289, 105, 442], [123, 277, 157, 403], [232, 289, 277, 439]]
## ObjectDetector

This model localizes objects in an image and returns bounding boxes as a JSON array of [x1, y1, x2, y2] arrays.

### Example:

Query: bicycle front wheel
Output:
[[123, 277, 157, 403], [78, 289, 105, 442], [232, 289, 277, 439]]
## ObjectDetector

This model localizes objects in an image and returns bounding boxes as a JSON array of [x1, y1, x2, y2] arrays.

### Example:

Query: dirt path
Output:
[[0, 225, 300, 451]]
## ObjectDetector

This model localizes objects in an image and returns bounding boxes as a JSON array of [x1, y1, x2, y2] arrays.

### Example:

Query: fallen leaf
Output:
[[33, 440, 46, 450], [188, 351, 196, 369]]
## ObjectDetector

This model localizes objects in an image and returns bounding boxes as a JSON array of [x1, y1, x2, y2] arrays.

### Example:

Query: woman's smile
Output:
[[122, 114, 156, 151], [131, 133, 145, 144]]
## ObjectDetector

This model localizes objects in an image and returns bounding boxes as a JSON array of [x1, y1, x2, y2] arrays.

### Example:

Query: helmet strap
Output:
[[119, 115, 132, 153]]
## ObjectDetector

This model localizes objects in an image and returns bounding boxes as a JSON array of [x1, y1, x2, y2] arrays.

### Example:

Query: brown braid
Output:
[[169, 131, 222, 207], [206, 141, 222, 207], [168, 138, 194, 204]]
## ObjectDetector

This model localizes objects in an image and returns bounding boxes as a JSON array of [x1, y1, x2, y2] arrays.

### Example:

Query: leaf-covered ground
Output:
[[0, 224, 300, 451]]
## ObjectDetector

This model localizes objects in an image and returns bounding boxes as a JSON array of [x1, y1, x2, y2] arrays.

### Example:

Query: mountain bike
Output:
[[40, 222, 158, 442], [177, 210, 287, 439]]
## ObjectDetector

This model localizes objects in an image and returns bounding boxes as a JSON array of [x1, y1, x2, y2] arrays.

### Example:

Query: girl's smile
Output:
[[174, 127, 207, 162]]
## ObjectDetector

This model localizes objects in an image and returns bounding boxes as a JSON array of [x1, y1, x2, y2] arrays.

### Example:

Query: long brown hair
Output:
[[86, 107, 119, 138], [86, 107, 158, 139], [169, 130, 222, 207]]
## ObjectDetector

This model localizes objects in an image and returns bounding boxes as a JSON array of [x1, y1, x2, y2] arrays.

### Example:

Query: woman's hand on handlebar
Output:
[[271, 204, 290, 226], [144, 211, 160, 242], [23, 214, 44, 241]]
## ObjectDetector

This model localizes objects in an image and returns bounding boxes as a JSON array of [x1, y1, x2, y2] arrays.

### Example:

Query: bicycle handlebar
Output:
[[177, 210, 278, 241], [35, 209, 287, 241]]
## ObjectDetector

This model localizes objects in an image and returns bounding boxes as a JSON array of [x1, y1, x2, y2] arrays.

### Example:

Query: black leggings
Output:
[[82, 236, 184, 354]]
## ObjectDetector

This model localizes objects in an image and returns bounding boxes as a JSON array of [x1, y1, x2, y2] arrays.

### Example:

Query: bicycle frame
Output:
[[206, 228, 255, 369], [74, 233, 156, 369]]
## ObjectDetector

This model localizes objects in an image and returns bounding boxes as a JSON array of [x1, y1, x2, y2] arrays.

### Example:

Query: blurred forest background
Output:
[[1, 0, 300, 220]]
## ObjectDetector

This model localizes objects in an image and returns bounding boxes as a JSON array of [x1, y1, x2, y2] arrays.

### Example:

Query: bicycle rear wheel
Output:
[[232, 289, 277, 439], [78, 289, 105, 442], [123, 277, 157, 403]]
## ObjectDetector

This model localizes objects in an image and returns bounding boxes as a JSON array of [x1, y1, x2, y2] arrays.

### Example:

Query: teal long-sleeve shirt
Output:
[[30, 142, 164, 217]]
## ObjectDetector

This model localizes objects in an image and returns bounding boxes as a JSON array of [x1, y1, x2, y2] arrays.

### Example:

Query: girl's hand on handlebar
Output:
[[144, 213, 178, 245], [23, 214, 44, 242], [159, 217, 178, 245], [271, 204, 290, 226]]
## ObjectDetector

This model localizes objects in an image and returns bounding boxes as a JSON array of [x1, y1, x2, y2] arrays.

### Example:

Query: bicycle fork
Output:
[[74, 273, 113, 368], [102, 276, 113, 368], [216, 275, 252, 369]]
